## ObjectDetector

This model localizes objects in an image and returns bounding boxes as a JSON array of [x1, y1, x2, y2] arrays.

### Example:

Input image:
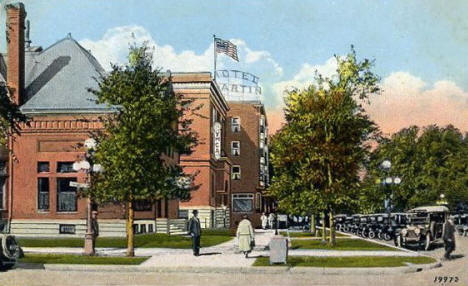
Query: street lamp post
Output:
[[221, 204, 227, 228], [380, 160, 401, 215], [72, 138, 103, 256]]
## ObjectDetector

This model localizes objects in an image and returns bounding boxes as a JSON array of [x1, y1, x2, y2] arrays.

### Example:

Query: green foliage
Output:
[[361, 125, 468, 212], [0, 83, 28, 146], [86, 44, 197, 204], [268, 47, 380, 216]]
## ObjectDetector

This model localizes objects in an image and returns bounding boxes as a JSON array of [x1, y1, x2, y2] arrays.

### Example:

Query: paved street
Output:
[[2, 232, 466, 286]]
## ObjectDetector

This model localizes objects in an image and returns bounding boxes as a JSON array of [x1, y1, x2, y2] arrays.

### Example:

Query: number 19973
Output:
[[434, 276, 459, 283]]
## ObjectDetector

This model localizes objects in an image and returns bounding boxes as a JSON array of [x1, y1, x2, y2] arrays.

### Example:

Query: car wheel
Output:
[[424, 234, 432, 251], [383, 233, 391, 241], [368, 231, 376, 239]]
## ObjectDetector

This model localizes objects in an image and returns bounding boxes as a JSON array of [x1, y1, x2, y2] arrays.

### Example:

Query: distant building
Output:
[[226, 101, 274, 227]]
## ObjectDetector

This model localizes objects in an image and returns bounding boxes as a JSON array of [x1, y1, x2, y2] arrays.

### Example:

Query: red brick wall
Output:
[[226, 102, 266, 227]]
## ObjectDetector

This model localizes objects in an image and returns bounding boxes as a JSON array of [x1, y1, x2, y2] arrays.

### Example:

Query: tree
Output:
[[87, 44, 197, 256], [269, 48, 380, 246], [361, 125, 468, 212], [0, 82, 28, 146]]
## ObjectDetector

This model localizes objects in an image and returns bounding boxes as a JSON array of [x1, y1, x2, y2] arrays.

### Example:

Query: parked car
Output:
[[351, 214, 362, 235], [451, 213, 468, 236], [0, 233, 22, 269], [395, 206, 449, 250], [334, 214, 347, 232]]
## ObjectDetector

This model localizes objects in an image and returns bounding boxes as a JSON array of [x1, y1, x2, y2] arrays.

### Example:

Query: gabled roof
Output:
[[20, 36, 113, 114]]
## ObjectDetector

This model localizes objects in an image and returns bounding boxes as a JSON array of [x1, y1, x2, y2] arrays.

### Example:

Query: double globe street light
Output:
[[71, 138, 103, 256], [379, 160, 401, 214]]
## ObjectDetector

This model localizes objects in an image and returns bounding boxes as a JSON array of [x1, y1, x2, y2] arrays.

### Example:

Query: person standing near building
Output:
[[268, 212, 276, 230], [188, 210, 202, 256], [260, 213, 268, 230], [442, 216, 456, 260], [236, 214, 255, 258]]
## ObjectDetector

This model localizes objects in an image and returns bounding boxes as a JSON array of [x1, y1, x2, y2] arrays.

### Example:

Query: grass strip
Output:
[[291, 238, 398, 251], [253, 255, 436, 267], [19, 254, 148, 265], [281, 230, 347, 238], [18, 230, 233, 249]]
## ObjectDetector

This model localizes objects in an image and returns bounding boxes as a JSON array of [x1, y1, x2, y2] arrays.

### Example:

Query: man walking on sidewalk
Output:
[[442, 217, 456, 260], [188, 210, 202, 256]]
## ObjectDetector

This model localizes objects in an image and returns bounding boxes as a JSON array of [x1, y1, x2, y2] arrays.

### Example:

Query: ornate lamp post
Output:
[[380, 160, 401, 215], [72, 138, 103, 256]]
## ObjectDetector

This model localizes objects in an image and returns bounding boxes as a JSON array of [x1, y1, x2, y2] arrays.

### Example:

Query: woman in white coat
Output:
[[236, 214, 255, 258]]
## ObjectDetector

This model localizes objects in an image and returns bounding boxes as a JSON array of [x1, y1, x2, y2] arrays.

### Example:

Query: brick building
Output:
[[172, 73, 232, 228], [0, 3, 181, 237], [226, 101, 273, 227]]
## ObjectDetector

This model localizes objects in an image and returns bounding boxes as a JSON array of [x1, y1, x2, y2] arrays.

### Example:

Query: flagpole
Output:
[[213, 34, 217, 81]]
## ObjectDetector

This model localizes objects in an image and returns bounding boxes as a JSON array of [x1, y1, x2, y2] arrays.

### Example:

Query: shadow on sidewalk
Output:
[[199, 252, 222, 256]]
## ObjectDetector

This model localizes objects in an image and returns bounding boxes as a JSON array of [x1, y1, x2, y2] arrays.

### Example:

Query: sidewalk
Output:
[[22, 229, 421, 269]]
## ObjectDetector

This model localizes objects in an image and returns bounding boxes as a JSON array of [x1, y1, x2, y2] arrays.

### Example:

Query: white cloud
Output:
[[366, 72, 468, 133], [79, 25, 283, 79], [272, 57, 338, 105], [80, 25, 212, 72]]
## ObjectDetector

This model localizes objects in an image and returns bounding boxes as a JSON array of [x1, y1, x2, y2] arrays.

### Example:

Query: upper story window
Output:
[[57, 162, 75, 173], [231, 165, 241, 180], [0, 177, 5, 210], [231, 117, 240, 133], [38, 162, 50, 173], [231, 141, 240, 156]]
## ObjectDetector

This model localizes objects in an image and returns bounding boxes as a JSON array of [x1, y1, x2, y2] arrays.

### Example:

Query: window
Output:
[[232, 193, 254, 212], [134, 200, 152, 211], [57, 162, 75, 173], [255, 193, 262, 210], [231, 165, 241, 180], [231, 117, 240, 132], [0, 177, 5, 210], [37, 178, 50, 211], [57, 178, 77, 212], [231, 141, 240, 156], [0, 161, 6, 175], [37, 162, 50, 173]]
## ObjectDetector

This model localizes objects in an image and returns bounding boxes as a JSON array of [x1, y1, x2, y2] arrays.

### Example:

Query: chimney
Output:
[[6, 3, 26, 106]]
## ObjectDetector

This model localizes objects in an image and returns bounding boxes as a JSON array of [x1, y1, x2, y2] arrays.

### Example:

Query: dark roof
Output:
[[16, 36, 112, 114]]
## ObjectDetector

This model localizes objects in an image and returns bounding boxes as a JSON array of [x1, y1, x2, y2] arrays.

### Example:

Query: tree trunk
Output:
[[329, 210, 336, 246], [321, 212, 326, 243], [126, 200, 135, 257], [311, 214, 316, 236]]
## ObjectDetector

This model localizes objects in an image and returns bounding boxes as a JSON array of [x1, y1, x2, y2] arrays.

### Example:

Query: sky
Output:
[[1, 0, 467, 135]]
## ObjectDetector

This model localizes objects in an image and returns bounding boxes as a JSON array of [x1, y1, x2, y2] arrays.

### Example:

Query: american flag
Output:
[[215, 38, 239, 62]]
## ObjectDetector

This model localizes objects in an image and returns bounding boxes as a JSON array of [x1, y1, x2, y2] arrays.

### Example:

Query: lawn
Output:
[[19, 254, 148, 265], [281, 230, 347, 238], [253, 256, 436, 267], [18, 229, 233, 249], [291, 238, 398, 251]]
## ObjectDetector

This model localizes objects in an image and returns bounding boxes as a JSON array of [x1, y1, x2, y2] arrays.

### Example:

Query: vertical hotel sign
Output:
[[213, 122, 222, 160]]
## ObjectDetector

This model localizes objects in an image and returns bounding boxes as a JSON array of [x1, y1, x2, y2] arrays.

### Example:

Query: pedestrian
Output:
[[90, 210, 99, 254], [188, 210, 201, 256], [268, 212, 276, 230], [260, 212, 268, 230], [442, 216, 456, 260], [236, 214, 255, 258]]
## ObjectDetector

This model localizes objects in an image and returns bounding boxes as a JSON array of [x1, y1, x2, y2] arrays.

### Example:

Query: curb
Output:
[[42, 260, 441, 275]]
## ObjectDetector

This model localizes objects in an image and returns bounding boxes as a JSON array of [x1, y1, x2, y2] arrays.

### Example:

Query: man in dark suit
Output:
[[442, 217, 456, 260], [188, 210, 201, 256]]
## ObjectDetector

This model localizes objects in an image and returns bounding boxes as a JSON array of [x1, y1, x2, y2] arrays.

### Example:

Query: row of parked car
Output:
[[334, 206, 468, 250]]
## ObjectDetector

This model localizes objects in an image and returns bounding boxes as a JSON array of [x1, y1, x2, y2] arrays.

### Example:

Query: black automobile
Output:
[[358, 215, 371, 237], [366, 214, 382, 239], [334, 214, 347, 232], [342, 215, 354, 233], [351, 214, 362, 235], [451, 214, 468, 236], [0, 233, 22, 269]]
